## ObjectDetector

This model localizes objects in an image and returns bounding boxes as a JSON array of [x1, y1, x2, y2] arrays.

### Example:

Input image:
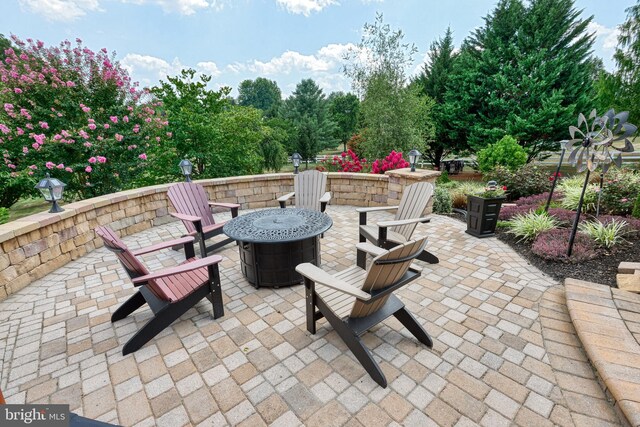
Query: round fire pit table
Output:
[[223, 208, 333, 288]]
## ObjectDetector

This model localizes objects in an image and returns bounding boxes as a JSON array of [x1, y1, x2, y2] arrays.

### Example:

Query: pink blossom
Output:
[[45, 161, 55, 169], [33, 134, 46, 145], [65, 167, 73, 172], [66, 81, 75, 87], [25, 123, 34, 130], [123, 116, 129, 123], [79, 130, 89, 139], [56, 163, 64, 169], [88, 123, 96, 130], [22, 146, 28, 154], [32, 143, 40, 150], [103, 123, 110, 129], [0, 124, 9, 134], [155, 137, 160, 142], [81, 105, 91, 113], [16, 127, 24, 135], [28, 165, 37, 170], [138, 153, 147, 160], [39, 121, 49, 129], [115, 133, 123, 142], [133, 125, 140, 133], [110, 116, 118, 123], [4, 103, 13, 112], [88, 157, 97, 163], [85, 165, 92, 173], [166, 132, 172, 138], [14, 88, 22, 94], [97, 156, 107, 163], [83, 142, 92, 147], [8, 164, 16, 169]]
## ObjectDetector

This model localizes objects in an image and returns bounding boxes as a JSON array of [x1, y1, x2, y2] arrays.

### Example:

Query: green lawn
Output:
[[8, 198, 55, 222]]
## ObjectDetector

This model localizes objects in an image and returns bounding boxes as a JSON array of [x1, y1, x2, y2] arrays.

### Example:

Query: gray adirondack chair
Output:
[[296, 236, 433, 387], [278, 170, 332, 212], [357, 181, 438, 268], [96, 226, 225, 355], [167, 182, 240, 256]]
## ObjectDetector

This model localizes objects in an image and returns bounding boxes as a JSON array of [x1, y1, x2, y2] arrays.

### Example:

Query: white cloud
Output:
[[275, 0, 338, 16], [588, 21, 620, 52], [249, 50, 331, 74], [121, 54, 184, 87], [122, 0, 210, 15], [196, 61, 222, 77], [18, 0, 101, 22]]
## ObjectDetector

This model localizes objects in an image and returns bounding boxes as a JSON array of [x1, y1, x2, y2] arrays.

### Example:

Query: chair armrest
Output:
[[319, 192, 331, 203], [209, 202, 240, 209], [355, 205, 399, 213], [296, 263, 371, 301], [355, 242, 387, 258], [132, 236, 196, 256], [278, 192, 295, 208], [132, 255, 223, 284], [170, 212, 202, 223], [377, 216, 431, 228]]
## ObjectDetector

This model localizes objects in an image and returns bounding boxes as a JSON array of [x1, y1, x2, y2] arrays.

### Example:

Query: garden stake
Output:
[[567, 161, 592, 257], [544, 142, 566, 212], [595, 171, 604, 217]]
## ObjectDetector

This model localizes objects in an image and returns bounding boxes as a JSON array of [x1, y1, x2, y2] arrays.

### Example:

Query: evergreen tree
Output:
[[281, 79, 336, 165], [412, 27, 464, 167], [448, 0, 595, 160], [613, 1, 640, 122]]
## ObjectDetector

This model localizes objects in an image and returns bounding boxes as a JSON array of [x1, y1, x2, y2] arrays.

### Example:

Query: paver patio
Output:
[[0, 205, 624, 426]]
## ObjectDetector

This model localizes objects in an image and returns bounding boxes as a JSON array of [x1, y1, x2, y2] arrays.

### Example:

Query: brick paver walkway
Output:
[[0, 206, 623, 426]]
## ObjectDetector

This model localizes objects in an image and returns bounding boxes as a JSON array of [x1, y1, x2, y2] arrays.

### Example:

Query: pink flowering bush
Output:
[[0, 36, 169, 205], [531, 229, 598, 263], [318, 149, 369, 173], [371, 150, 409, 174]]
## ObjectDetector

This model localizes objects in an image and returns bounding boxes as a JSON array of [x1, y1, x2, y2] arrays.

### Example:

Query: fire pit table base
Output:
[[239, 238, 319, 288]]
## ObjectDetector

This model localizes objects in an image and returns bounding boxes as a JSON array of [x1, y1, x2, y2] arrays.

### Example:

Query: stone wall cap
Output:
[[385, 168, 441, 179]]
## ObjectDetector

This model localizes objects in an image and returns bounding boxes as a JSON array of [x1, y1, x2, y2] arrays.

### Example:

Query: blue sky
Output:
[[2, 0, 632, 97]]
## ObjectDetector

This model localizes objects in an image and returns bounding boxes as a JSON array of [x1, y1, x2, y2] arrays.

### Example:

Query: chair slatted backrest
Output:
[[95, 226, 173, 302], [294, 170, 327, 211], [393, 182, 434, 240], [350, 236, 428, 318], [167, 182, 216, 233]]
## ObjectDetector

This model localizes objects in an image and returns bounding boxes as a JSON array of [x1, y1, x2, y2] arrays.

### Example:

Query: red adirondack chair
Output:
[[167, 182, 240, 256], [96, 226, 225, 355]]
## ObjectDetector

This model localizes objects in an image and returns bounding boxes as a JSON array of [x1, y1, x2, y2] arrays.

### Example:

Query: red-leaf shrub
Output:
[[514, 192, 561, 207], [499, 204, 535, 220], [532, 229, 598, 263], [547, 208, 580, 226], [371, 150, 409, 174], [598, 214, 640, 237]]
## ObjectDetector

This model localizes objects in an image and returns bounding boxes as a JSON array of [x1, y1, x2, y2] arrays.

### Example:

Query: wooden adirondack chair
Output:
[[167, 182, 240, 256], [278, 170, 332, 212], [356, 181, 438, 268], [296, 236, 433, 388], [96, 226, 225, 355]]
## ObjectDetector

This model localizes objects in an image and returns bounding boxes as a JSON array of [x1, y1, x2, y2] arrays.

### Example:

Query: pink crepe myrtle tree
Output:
[[0, 36, 169, 206]]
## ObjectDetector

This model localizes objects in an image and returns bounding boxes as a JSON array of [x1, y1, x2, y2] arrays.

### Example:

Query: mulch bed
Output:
[[447, 212, 640, 287]]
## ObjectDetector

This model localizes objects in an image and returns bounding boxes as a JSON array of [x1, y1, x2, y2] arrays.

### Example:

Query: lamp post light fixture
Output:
[[35, 173, 66, 213], [408, 148, 421, 172], [178, 159, 193, 182], [292, 152, 302, 174]]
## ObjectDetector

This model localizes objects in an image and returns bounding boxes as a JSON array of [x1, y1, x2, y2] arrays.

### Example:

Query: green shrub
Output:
[[507, 212, 559, 242], [578, 219, 628, 249], [633, 194, 640, 219], [433, 186, 453, 214], [598, 168, 640, 215], [436, 170, 451, 184], [0, 208, 9, 224], [476, 135, 527, 173], [485, 164, 551, 200]]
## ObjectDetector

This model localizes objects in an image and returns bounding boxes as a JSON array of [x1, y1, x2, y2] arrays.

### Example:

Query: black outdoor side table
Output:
[[223, 208, 333, 288]]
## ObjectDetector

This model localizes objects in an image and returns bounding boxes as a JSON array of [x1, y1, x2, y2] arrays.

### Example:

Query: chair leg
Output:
[[393, 307, 433, 348], [316, 298, 387, 387], [206, 264, 224, 319], [304, 277, 317, 334], [111, 291, 146, 322], [416, 249, 439, 264], [122, 287, 208, 355]]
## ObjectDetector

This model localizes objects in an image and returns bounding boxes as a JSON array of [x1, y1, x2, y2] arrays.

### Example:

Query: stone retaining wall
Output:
[[0, 169, 438, 301]]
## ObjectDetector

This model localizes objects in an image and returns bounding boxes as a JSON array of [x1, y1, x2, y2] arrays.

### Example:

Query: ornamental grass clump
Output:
[[507, 211, 558, 242], [448, 181, 485, 209], [578, 219, 628, 249], [532, 229, 598, 263]]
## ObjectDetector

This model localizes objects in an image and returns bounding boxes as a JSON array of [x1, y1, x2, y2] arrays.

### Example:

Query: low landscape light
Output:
[[35, 173, 65, 213], [179, 159, 193, 182]]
